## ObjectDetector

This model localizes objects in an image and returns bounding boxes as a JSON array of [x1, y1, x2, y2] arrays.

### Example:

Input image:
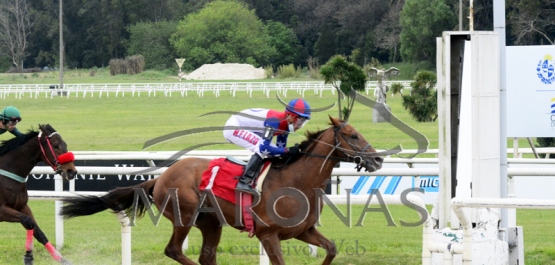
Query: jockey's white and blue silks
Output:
[[223, 108, 290, 157]]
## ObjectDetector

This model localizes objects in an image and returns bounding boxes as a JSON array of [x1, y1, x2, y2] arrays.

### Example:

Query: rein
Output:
[[297, 122, 373, 172]]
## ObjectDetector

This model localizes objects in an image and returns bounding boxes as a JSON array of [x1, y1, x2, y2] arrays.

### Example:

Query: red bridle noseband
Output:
[[38, 131, 74, 173]]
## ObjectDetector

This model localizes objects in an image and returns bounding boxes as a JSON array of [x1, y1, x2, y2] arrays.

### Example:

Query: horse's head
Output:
[[38, 124, 78, 181], [329, 116, 383, 172]]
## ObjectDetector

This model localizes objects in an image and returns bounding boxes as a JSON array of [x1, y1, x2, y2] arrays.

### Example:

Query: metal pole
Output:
[[59, 0, 63, 90], [527, 138, 539, 159], [494, 0, 509, 229]]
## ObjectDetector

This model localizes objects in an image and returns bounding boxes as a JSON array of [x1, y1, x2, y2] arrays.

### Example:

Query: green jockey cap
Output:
[[1, 106, 21, 121]]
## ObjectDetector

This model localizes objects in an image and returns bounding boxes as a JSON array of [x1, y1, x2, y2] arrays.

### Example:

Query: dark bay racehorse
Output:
[[60, 116, 383, 265], [0, 124, 77, 264]]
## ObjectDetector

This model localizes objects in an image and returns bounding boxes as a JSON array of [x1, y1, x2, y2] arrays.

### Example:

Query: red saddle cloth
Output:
[[199, 157, 271, 237], [199, 157, 269, 204]]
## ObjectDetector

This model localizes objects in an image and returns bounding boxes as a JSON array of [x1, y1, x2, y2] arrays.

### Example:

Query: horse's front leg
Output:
[[23, 228, 34, 265], [0, 204, 36, 265], [294, 226, 336, 265], [19, 205, 73, 265], [258, 233, 285, 265]]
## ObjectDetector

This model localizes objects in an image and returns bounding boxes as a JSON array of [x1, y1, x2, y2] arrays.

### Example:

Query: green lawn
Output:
[[0, 68, 326, 84], [0, 90, 440, 154], [0, 64, 423, 85], [0, 202, 554, 264], [0, 68, 181, 84]]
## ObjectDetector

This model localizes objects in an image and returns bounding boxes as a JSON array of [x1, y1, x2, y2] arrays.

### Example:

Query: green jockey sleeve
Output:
[[10, 127, 23, 137], [0, 127, 23, 137]]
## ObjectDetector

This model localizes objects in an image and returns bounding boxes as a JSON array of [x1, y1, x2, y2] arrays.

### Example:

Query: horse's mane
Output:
[[0, 124, 55, 156], [268, 118, 348, 167], [298, 129, 327, 152], [268, 128, 327, 166]]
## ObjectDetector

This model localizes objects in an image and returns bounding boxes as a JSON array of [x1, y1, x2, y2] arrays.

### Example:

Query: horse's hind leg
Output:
[[259, 233, 286, 265], [164, 225, 197, 265], [294, 226, 336, 265], [196, 214, 223, 265]]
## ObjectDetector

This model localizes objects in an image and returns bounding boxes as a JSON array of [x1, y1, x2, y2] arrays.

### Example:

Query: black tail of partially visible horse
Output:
[[60, 178, 158, 219]]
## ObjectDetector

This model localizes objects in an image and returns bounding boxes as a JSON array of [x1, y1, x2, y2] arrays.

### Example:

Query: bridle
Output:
[[38, 130, 74, 174], [332, 122, 373, 171], [300, 122, 374, 172]]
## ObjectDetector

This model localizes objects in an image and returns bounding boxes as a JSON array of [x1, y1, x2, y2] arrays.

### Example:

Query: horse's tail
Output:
[[60, 178, 158, 219]]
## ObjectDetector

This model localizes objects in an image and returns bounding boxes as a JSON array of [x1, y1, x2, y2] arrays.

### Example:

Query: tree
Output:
[[170, 0, 276, 70], [0, 55, 9, 72], [127, 21, 177, 70], [320, 55, 367, 120], [0, 0, 34, 71], [314, 22, 338, 65], [334, 0, 388, 57], [393, 70, 437, 122], [265, 20, 301, 68], [26, 0, 188, 69], [242, 0, 293, 24], [374, 0, 404, 62], [27, 0, 58, 68], [399, 0, 456, 63], [508, 0, 555, 45], [536, 138, 555, 158]]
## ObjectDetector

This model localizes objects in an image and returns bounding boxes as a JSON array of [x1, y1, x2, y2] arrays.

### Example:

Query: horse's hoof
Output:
[[60, 257, 73, 265], [23, 252, 33, 265]]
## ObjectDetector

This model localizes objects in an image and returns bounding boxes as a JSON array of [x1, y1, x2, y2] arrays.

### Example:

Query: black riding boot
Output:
[[236, 154, 264, 193]]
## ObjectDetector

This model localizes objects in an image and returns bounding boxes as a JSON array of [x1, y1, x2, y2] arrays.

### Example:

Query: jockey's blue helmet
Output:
[[285, 98, 311, 119]]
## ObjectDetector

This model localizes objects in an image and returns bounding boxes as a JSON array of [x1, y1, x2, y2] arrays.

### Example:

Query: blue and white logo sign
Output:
[[551, 98, 555, 129], [537, 55, 555, 84]]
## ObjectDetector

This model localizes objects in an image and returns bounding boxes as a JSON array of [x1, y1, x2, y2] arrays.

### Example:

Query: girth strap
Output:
[[0, 169, 27, 183]]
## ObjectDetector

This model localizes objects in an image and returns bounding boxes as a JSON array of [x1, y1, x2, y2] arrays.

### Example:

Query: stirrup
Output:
[[236, 182, 258, 194]]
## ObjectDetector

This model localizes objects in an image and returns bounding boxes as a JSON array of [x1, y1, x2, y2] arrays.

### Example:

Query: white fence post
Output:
[[116, 211, 132, 265], [54, 174, 64, 249], [1, 81, 417, 98]]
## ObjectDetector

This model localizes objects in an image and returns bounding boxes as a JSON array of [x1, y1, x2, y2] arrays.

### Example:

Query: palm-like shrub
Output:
[[320, 55, 367, 120], [392, 70, 437, 122], [537, 138, 555, 158]]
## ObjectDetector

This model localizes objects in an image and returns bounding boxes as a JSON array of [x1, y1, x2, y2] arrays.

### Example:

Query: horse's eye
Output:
[[351, 134, 358, 140]]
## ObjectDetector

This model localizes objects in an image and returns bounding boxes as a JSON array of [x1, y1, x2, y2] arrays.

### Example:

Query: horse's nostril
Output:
[[66, 169, 77, 177]]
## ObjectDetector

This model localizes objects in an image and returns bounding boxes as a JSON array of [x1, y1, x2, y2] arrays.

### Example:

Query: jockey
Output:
[[223, 98, 311, 193], [0, 106, 23, 137]]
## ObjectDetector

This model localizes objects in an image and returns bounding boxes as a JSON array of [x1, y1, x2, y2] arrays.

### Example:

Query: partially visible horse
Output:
[[60, 116, 383, 265], [0, 124, 77, 265]]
